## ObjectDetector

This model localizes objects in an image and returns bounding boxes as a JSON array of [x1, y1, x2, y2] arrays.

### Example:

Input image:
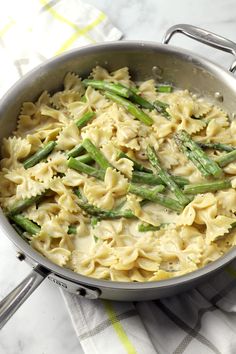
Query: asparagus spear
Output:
[[76, 199, 135, 219], [23, 141, 56, 169], [184, 180, 231, 194], [10, 215, 41, 235], [82, 138, 111, 169], [67, 144, 85, 158], [153, 100, 170, 119], [156, 85, 173, 93], [129, 184, 183, 212], [147, 145, 190, 206], [138, 223, 166, 232], [175, 138, 210, 177], [104, 91, 153, 126], [68, 157, 105, 180], [83, 79, 131, 98], [197, 142, 235, 152], [127, 89, 154, 110], [7, 191, 48, 216], [68, 225, 77, 234], [91, 217, 99, 228], [76, 153, 94, 164], [75, 111, 95, 129], [175, 130, 223, 178], [118, 151, 152, 173], [215, 150, 236, 167], [132, 171, 189, 187]]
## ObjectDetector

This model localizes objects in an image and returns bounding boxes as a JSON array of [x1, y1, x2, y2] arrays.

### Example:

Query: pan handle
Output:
[[162, 24, 236, 73], [0, 265, 49, 329]]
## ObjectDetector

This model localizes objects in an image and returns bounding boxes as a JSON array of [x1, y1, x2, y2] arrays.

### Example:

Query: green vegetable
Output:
[[156, 85, 173, 93], [68, 225, 77, 234], [76, 153, 94, 164], [93, 235, 99, 242], [128, 89, 154, 109], [68, 157, 105, 180], [82, 138, 111, 169], [104, 91, 153, 126], [175, 130, 223, 178], [10, 215, 41, 235], [215, 150, 236, 167], [7, 191, 48, 216], [147, 145, 190, 206], [153, 100, 170, 119], [184, 180, 231, 194], [132, 171, 189, 187], [75, 111, 95, 129], [129, 184, 183, 212], [138, 223, 166, 232], [91, 217, 99, 228], [77, 199, 135, 219], [197, 142, 235, 152], [67, 144, 85, 158], [83, 79, 131, 98], [175, 140, 210, 177], [23, 141, 56, 169]]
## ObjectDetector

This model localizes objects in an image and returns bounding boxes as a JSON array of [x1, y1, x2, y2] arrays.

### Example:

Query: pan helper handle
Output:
[[162, 24, 236, 73], [0, 265, 49, 329]]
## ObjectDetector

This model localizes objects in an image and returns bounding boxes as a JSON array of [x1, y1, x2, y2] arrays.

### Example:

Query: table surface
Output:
[[1, 0, 236, 353]]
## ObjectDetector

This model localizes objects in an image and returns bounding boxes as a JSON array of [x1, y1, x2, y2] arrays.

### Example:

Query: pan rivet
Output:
[[214, 92, 223, 102], [76, 288, 86, 296], [16, 252, 25, 261], [152, 66, 163, 79]]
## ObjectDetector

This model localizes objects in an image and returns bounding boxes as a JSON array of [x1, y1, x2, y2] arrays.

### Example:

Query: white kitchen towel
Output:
[[0, 0, 122, 97], [62, 260, 236, 354]]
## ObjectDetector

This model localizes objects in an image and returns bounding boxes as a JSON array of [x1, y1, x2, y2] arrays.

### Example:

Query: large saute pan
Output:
[[1, 24, 236, 329]]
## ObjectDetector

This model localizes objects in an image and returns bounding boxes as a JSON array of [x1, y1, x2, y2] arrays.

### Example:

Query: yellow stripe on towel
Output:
[[55, 12, 105, 55], [103, 300, 137, 354], [0, 19, 15, 38], [39, 0, 94, 43]]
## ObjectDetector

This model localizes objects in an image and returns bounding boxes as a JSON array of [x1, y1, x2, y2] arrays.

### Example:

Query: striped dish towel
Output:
[[62, 261, 236, 354], [0, 0, 122, 96]]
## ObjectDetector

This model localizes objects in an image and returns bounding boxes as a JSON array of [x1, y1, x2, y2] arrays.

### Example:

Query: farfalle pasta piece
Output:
[[216, 189, 236, 213], [126, 194, 161, 226], [20, 91, 51, 116], [64, 72, 84, 91], [177, 193, 235, 243], [1, 137, 31, 170], [85, 86, 112, 111], [157, 138, 188, 169], [5, 167, 47, 199], [101, 142, 134, 178], [24, 202, 61, 226], [51, 90, 82, 109], [31, 231, 71, 267], [83, 167, 128, 210], [56, 122, 81, 150], [40, 105, 70, 125], [138, 79, 157, 102], [49, 178, 79, 212], [0, 171, 16, 198], [91, 66, 132, 86]]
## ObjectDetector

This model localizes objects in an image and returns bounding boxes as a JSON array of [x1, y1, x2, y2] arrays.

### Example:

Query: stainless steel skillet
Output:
[[1, 24, 236, 329]]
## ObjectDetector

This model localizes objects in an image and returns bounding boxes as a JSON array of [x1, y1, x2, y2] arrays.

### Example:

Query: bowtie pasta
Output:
[[1, 66, 236, 282]]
